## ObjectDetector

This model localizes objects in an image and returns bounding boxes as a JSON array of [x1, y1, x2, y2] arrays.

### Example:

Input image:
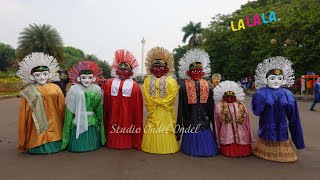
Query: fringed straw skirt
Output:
[[253, 137, 297, 162]]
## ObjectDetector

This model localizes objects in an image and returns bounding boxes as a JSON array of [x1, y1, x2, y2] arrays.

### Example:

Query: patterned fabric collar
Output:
[[185, 79, 209, 104], [149, 75, 167, 98], [220, 101, 246, 125]]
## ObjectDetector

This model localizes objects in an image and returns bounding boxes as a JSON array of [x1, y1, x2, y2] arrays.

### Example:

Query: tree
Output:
[[16, 24, 64, 63], [0, 43, 16, 71], [206, 0, 319, 79], [84, 54, 99, 61], [172, 45, 188, 79], [63, 46, 85, 70], [85, 54, 111, 79], [182, 21, 204, 47], [202, 14, 233, 79], [62, 48, 111, 79], [95, 59, 112, 79]]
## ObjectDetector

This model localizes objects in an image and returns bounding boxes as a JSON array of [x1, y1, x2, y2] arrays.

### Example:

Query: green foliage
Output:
[[85, 54, 111, 79], [62, 50, 111, 79], [182, 22, 204, 47], [202, 14, 233, 79], [16, 24, 64, 63], [173, 45, 189, 78], [94, 59, 112, 79], [0, 76, 24, 93], [84, 54, 99, 61], [0, 70, 17, 78], [0, 43, 16, 71], [175, 0, 320, 81], [61, 48, 111, 79], [62, 46, 85, 70]]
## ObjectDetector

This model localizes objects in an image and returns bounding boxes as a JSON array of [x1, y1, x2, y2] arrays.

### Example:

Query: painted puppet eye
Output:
[[268, 76, 275, 80]]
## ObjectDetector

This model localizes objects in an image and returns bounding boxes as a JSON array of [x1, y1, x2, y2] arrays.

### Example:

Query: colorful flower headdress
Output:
[[145, 47, 174, 76], [68, 60, 103, 84], [111, 49, 138, 77], [178, 48, 211, 79], [17, 52, 60, 84], [213, 80, 245, 102], [254, 56, 294, 89]]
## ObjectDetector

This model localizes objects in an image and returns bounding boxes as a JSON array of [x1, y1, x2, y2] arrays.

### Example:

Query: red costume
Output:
[[102, 49, 143, 150]]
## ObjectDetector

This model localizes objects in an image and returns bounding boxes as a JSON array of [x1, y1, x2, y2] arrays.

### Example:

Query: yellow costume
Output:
[[141, 75, 179, 154], [18, 83, 65, 152]]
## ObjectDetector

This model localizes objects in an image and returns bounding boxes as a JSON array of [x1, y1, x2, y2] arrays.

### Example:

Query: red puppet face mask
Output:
[[187, 68, 205, 81], [222, 91, 236, 103], [116, 68, 133, 80], [151, 66, 168, 78]]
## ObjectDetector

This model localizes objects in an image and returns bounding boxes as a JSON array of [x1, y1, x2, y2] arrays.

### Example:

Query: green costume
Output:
[[62, 83, 106, 152]]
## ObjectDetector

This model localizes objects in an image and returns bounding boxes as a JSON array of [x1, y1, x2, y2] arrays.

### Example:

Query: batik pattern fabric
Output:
[[185, 79, 209, 104], [149, 75, 167, 98], [20, 84, 48, 134]]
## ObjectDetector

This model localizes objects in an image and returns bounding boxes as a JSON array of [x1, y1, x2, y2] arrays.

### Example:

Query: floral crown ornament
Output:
[[68, 60, 103, 84], [213, 80, 245, 103], [145, 47, 174, 76], [111, 49, 138, 77], [224, 91, 235, 96], [189, 62, 203, 69], [254, 56, 294, 89], [273, 69, 282, 75], [178, 48, 211, 79], [17, 52, 60, 84]]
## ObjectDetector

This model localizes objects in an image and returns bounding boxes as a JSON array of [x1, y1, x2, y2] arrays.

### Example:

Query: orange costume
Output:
[[18, 83, 65, 152], [16, 52, 65, 154]]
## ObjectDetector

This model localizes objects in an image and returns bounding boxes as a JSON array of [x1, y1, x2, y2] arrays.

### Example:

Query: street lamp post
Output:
[[141, 37, 146, 75]]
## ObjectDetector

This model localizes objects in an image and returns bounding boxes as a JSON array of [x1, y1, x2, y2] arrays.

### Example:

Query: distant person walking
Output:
[[310, 77, 320, 111], [293, 78, 301, 95]]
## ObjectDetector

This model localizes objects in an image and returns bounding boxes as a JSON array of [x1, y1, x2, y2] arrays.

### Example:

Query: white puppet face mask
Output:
[[77, 74, 96, 87], [30, 71, 50, 85], [266, 75, 284, 89]]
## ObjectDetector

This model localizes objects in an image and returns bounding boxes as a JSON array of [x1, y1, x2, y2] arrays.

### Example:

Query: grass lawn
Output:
[[0, 92, 20, 96]]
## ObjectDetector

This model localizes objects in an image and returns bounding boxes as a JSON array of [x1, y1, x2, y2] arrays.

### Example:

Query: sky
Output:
[[0, 0, 250, 73]]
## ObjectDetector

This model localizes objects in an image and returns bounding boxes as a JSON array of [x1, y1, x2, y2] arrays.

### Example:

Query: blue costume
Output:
[[252, 87, 304, 149], [252, 56, 305, 163], [310, 82, 320, 111]]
